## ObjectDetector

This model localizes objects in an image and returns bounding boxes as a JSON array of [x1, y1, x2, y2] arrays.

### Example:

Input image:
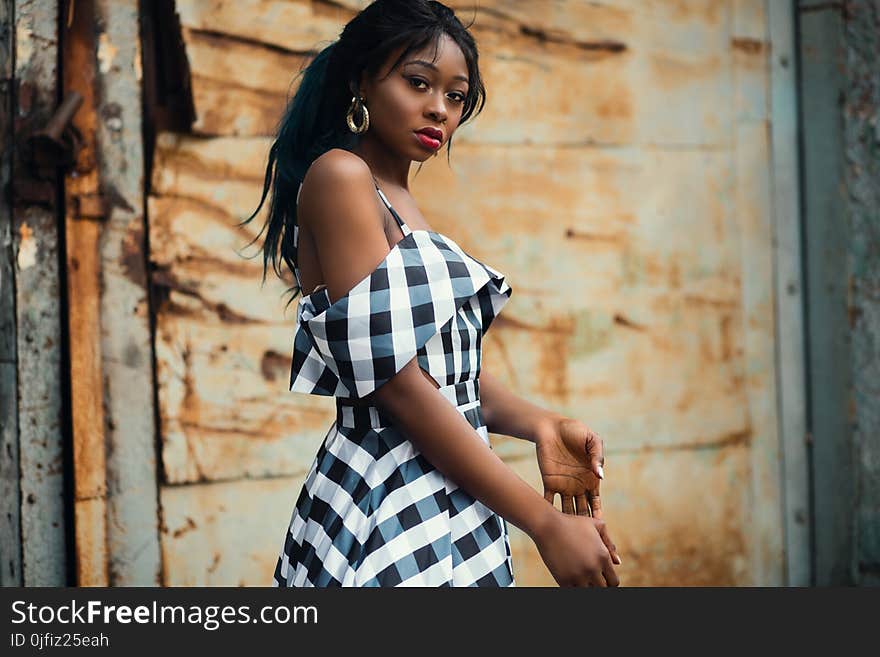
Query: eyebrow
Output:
[[403, 59, 469, 84]]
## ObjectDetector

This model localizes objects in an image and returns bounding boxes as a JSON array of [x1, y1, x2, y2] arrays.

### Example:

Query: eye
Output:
[[408, 76, 428, 90], [448, 92, 466, 104]]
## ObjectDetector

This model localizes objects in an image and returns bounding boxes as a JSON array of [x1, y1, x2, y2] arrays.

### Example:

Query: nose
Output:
[[424, 92, 447, 123]]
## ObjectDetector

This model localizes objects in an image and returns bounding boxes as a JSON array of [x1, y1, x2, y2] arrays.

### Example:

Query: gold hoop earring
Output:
[[346, 95, 369, 134]]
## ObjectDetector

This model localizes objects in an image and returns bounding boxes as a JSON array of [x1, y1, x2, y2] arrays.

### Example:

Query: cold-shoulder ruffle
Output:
[[289, 230, 512, 399]]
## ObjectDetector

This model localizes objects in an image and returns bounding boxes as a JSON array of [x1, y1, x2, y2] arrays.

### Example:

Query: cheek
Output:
[[376, 87, 419, 123]]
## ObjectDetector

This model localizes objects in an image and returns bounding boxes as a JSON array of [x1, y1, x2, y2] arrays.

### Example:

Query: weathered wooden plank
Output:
[[63, 0, 108, 586], [93, 0, 162, 586], [160, 474, 313, 586], [0, 0, 21, 587], [12, 0, 67, 587]]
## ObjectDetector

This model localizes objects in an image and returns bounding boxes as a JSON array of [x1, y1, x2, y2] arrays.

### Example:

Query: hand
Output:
[[534, 415, 620, 564], [535, 416, 605, 514], [533, 511, 620, 587]]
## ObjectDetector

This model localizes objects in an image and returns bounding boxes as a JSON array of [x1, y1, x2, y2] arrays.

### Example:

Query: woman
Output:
[[244, 0, 622, 587]]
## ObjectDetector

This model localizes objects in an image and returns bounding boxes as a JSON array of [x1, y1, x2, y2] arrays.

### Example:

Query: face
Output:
[[358, 33, 470, 162]]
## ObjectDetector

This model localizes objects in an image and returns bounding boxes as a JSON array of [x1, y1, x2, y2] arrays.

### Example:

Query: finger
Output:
[[602, 558, 620, 587], [589, 487, 603, 520], [591, 569, 608, 588], [575, 494, 590, 516], [561, 496, 575, 515], [543, 489, 556, 509], [585, 431, 605, 480], [595, 520, 622, 565]]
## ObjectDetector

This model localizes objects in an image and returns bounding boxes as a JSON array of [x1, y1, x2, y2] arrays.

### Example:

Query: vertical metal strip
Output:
[[768, 0, 811, 586], [797, 0, 854, 586], [0, 0, 22, 587], [62, 0, 110, 586], [93, 0, 162, 585], [12, 0, 68, 586]]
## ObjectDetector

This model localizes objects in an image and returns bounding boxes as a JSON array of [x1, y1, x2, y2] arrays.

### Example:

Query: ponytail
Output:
[[239, 41, 352, 307]]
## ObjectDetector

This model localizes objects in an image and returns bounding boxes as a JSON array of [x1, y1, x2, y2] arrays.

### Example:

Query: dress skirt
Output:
[[272, 379, 516, 587]]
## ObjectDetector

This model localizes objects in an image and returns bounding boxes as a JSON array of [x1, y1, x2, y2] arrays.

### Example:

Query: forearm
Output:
[[479, 369, 563, 443], [375, 361, 554, 540]]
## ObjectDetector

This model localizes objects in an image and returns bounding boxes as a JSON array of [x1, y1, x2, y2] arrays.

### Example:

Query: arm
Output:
[[479, 369, 611, 528], [303, 150, 554, 540], [302, 150, 618, 585], [376, 360, 554, 539], [479, 368, 564, 443]]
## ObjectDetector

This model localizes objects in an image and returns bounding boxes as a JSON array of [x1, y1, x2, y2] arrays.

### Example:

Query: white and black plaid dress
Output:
[[271, 179, 515, 587]]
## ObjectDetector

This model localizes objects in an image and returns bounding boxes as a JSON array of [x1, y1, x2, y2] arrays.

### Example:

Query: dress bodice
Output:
[[288, 178, 512, 399]]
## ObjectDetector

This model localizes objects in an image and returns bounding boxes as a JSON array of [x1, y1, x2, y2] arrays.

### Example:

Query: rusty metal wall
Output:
[[150, 0, 795, 586]]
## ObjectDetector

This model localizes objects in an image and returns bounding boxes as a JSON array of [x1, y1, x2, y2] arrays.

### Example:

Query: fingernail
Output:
[[597, 465, 605, 480]]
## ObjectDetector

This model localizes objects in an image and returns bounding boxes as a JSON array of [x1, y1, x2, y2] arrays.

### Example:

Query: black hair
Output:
[[238, 0, 487, 309]]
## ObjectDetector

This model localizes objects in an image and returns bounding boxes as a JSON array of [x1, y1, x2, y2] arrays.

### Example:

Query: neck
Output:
[[350, 135, 412, 191]]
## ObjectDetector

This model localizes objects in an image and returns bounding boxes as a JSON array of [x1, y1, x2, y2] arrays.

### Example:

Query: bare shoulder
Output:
[[298, 149, 390, 304], [298, 148, 373, 215]]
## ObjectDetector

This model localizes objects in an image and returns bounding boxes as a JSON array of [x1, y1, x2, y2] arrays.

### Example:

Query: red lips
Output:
[[416, 126, 443, 142]]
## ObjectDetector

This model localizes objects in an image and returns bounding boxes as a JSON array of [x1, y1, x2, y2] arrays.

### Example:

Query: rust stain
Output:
[[618, 428, 753, 455], [535, 314, 575, 402], [564, 227, 623, 245], [206, 551, 221, 574], [120, 217, 147, 287], [175, 346, 207, 483], [731, 37, 766, 55], [649, 52, 722, 92], [260, 350, 288, 382], [720, 314, 734, 361], [518, 24, 627, 55], [150, 264, 257, 323], [683, 293, 737, 309], [613, 313, 646, 331], [172, 516, 197, 539], [594, 94, 633, 121], [491, 313, 569, 334], [609, 444, 751, 586]]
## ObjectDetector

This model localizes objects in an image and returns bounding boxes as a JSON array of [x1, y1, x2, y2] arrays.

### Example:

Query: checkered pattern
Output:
[[273, 180, 515, 587]]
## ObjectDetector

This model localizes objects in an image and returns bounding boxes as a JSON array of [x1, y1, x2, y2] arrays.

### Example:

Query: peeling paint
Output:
[[134, 38, 143, 82], [16, 222, 36, 270], [15, 21, 33, 69], [97, 32, 117, 74]]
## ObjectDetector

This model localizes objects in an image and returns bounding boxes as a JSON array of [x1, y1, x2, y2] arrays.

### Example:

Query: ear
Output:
[[355, 70, 372, 100]]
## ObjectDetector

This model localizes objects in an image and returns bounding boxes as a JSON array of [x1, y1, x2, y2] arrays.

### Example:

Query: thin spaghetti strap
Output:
[[372, 177, 412, 237]]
